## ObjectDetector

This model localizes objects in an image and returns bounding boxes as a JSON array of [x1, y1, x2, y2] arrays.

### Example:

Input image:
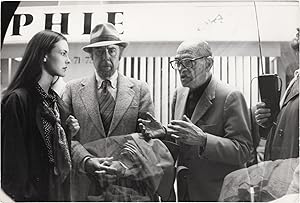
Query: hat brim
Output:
[[82, 41, 128, 53]]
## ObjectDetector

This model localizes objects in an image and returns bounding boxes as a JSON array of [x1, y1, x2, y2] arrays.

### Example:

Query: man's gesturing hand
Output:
[[138, 112, 166, 140], [167, 115, 207, 146]]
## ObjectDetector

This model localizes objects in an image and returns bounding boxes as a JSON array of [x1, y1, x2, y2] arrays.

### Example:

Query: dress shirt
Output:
[[95, 70, 118, 99]]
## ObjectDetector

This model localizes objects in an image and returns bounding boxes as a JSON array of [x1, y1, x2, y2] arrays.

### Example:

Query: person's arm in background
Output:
[[250, 104, 273, 163], [246, 106, 265, 166], [255, 102, 273, 128]]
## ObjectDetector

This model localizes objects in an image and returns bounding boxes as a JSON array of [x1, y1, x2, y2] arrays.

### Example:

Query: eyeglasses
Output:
[[93, 46, 118, 57], [169, 56, 208, 70]]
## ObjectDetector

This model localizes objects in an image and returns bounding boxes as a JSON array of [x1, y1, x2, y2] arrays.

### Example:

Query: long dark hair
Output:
[[2, 30, 67, 102]]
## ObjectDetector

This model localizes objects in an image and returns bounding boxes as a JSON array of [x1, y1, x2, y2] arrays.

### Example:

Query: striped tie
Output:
[[98, 80, 116, 135]]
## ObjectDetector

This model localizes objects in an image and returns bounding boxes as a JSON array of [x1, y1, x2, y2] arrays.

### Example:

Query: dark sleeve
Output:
[[1, 93, 32, 201]]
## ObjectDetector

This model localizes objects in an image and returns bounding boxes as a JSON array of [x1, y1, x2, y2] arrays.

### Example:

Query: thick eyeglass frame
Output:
[[169, 56, 208, 70], [92, 46, 118, 57]]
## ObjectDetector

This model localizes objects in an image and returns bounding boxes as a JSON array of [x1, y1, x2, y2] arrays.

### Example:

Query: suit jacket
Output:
[[173, 77, 253, 201], [1, 87, 71, 201], [62, 72, 154, 200], [264, 76, 299, 160]]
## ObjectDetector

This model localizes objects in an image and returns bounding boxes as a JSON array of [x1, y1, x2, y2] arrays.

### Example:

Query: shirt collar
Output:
[[95, 70, 118, 89]]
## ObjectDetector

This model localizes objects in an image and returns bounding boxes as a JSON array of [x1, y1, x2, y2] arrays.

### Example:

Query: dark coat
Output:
[[264, 77, 299, 160], [1, 86, 71, 201]]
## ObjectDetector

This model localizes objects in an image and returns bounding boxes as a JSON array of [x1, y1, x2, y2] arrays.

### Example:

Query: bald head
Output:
[[176, 40, 212, 58]]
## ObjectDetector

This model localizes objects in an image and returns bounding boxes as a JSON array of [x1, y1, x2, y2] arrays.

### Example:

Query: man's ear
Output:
[[205, 57, 214, 72], [90, 53, 94, 60]]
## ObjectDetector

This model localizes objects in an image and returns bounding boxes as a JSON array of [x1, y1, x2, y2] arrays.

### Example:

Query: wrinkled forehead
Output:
[[175, 49, 196, 59], [176, 41, 212, 59]]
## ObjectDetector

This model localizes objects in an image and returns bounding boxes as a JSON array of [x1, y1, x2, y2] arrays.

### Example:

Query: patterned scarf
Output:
[[35, 84, 71, 182]]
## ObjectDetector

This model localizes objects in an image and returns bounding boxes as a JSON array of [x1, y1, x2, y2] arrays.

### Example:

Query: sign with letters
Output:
[[3, 2, 299, 44]]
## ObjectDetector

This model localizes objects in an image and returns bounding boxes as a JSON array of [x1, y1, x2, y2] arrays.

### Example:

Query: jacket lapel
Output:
[[191, 77, 217, 123], [79, 75, 105, 135], [108, 74, 134, 135], [174, 87, 189, 120], [282, 77, 299, 108], [36, 104, 48, 147]]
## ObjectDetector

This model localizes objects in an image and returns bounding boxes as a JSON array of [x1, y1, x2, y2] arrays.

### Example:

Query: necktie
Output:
[[98, 80, 116, 135]]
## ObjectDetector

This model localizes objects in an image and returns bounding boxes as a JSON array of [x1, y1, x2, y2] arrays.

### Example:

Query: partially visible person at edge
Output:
[[1, 30, 80, 201], [139, 40, 253, 201], [62, 23, 156, 201], [255, 30, 299, 161]]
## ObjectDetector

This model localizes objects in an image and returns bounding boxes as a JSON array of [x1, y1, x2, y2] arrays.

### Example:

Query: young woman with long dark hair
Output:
[[1, 30, 79, 201]]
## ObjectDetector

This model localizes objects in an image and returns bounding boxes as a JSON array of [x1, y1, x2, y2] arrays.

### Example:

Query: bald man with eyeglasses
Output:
[[139, 40, 253, 201]]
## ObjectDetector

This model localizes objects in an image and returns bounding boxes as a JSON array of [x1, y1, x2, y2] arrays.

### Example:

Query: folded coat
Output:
[[72, 133, 174, 201]]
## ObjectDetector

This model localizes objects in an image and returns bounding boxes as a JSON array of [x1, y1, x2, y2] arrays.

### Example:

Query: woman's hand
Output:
[[66, 115, 80, 137]]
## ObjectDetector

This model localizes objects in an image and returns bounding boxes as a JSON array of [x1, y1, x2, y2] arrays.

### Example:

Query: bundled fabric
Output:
[[219, 158, 299, 202], [71, 133, 174, 201]]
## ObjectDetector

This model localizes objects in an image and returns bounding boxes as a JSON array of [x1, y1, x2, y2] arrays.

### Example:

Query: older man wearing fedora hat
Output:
[[62, 23, 156, 201]]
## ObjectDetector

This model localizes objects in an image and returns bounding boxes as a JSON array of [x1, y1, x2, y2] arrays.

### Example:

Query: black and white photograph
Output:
[[1, 0, 299, 202]]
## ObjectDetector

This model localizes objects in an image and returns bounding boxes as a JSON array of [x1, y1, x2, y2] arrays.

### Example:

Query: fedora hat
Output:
[[82, 23, 128, 53]]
